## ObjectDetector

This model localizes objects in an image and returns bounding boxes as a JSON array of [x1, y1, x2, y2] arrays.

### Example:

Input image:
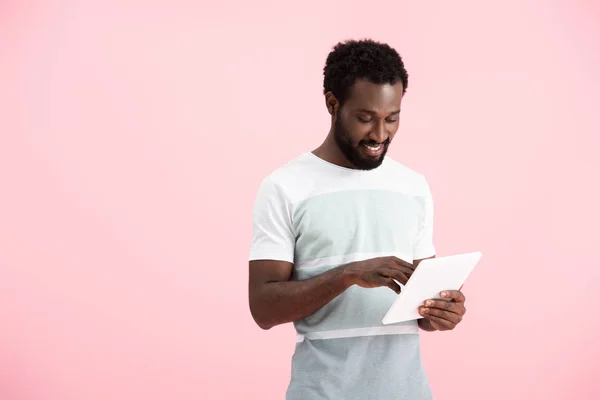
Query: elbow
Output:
[[256, 320, 273, 330], [249, 303, 274, 330], [252, 314, 274, 330]]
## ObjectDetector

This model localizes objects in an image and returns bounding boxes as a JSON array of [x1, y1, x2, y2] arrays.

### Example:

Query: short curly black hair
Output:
[[323, 39, 408, 107]]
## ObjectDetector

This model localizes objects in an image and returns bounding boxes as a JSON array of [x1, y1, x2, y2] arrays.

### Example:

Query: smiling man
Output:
[[248, 39, 467, 400]]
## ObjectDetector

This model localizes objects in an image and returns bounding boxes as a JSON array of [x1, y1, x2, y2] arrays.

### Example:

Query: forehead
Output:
[[345, 79, 404, 111]]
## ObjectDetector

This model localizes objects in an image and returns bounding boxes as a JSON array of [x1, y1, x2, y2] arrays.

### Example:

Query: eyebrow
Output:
[[357, 108, 401, 116]]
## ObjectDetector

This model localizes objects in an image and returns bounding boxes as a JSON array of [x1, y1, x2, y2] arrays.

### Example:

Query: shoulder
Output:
[[254, 153, 315, 204], [382, 156, 431, 195], [256, 153, 321, 203], [263, 153, 312, 186]]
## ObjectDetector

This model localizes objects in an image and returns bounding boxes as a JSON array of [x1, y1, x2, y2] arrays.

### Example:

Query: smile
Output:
[[361, 142, 384, 157]]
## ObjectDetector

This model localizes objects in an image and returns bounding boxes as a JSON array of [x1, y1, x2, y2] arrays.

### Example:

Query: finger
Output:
[[379, 268, 409, 286], [441, 290, 466, 303], [420, 313, 455, 331], [423, 299, 464, 314], [380, 277, 401, 293], [380, 266, 413, 278], [417, 310, 443, 331], [380, 266, 414, 285], [390, 257, 415, 271], [421, 306, 462, 325]]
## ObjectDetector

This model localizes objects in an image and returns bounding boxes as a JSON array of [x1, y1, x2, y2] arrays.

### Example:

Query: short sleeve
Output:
[[249, 177, 295, 263], [412, 178, 436, 260]]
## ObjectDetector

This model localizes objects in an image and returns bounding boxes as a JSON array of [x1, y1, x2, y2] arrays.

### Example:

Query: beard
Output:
[[333, 115, 389, 170]]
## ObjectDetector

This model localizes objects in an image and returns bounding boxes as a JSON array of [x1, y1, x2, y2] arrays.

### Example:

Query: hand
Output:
[[343, 256, 415, 293], [418, 290, 466, 331]]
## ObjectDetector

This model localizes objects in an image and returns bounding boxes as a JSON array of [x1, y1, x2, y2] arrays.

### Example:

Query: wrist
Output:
[[339, 263, 358, 288]]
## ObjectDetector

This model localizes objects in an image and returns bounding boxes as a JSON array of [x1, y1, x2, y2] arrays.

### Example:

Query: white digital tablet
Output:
[[382, 251, 483, 325]]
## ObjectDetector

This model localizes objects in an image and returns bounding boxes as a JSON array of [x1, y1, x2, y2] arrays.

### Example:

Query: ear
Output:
[[325, 92, 338, 116]]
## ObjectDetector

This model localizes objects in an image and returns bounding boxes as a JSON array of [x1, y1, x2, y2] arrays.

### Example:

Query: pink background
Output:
[[1, 1, 599, 399]]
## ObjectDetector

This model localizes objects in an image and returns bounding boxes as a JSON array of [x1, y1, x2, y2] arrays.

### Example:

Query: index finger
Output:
[[390, 256, 415, 270], [441, 290, 465, 303]]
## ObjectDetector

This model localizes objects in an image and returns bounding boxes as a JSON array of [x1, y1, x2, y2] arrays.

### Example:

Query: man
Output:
[[248, 39, 467, 399]]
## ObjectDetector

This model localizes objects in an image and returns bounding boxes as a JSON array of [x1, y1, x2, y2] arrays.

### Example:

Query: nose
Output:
[[368, 120, 388, 143]]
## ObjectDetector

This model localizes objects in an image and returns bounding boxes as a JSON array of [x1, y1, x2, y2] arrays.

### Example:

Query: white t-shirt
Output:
[[250, 152, 436, 400]]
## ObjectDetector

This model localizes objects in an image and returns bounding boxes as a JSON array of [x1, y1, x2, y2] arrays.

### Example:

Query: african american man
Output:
[[248, 39, 467, 400]]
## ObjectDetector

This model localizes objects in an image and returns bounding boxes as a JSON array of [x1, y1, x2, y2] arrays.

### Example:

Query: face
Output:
[[331, 79, 404, 170]]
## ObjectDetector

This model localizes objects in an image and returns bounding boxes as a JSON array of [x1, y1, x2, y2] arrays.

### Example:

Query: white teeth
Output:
[[365, 144, 381, 151]]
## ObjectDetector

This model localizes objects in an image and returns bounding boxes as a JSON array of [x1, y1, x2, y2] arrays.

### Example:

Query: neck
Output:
[[312, 129, 355, 169]]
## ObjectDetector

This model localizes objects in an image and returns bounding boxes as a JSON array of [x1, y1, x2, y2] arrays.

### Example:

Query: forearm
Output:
[[251, 265, 352, 330]]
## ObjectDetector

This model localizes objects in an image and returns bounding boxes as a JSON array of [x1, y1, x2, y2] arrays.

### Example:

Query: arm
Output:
[[248, 177, 350, 330], [248, 260, 352, 330], [249, 257, 415, 330], [248, 176, 414, 330]]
